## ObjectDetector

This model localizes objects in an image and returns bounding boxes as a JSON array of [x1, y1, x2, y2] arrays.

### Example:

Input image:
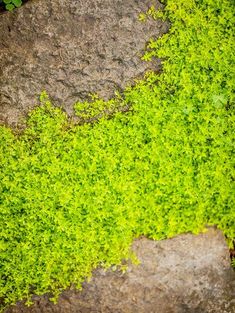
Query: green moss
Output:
[[0, 0, 234, 309], [1, 0, 22, 11]]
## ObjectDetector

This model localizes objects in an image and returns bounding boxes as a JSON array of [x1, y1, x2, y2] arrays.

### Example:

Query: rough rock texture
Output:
[[5, 228, 235, 313], [0, 0, 168, 126]]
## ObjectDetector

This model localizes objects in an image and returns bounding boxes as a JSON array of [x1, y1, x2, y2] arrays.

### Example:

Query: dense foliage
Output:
[[0, 0, 22, 11], [0, 0, 234, 310]]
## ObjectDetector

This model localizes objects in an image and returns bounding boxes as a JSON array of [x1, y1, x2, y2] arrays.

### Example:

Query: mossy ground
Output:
[[0, 0, 234, 310]]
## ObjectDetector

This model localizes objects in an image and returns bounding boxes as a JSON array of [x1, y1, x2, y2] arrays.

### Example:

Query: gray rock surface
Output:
[[0, 0, 168, 126], [5, 228, 235, 313]]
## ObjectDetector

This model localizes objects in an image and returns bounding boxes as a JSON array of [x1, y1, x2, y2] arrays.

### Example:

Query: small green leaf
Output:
[[6, 3, 15, 10], [12, 0, 22, 8]]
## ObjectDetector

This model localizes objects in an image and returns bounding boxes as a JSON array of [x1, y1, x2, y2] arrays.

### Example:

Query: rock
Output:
[[0, 0, 168, 126], [5, 228, 235, 313]]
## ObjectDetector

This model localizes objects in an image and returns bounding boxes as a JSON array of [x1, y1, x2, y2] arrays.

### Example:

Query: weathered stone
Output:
[[0, 0, 168, 126], [5, 228, 235, 313]]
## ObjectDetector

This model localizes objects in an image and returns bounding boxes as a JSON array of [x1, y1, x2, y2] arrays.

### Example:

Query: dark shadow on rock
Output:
[[0, 0, 169, 127], [4, 228, 235, 313]]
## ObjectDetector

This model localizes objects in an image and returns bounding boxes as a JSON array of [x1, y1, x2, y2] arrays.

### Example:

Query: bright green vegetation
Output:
[[0, 0, 22, 11], [0, 0, 234, 310]]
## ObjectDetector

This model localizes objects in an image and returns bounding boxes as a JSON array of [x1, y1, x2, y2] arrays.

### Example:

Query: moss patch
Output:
[[0, 0, 234, 310]]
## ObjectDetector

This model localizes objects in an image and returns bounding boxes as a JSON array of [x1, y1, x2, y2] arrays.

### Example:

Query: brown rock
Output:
[[0, 0, 168, 126], [5, 228, 235, 313]]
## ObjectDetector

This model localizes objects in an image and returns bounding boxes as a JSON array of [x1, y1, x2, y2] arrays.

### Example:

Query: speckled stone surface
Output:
[[5, 228, 235, 313], [0, 0, 168, 126]]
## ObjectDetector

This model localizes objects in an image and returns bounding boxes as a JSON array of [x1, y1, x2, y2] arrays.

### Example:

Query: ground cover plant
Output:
[[0, 0, 22, 11], [0, 0, 234, 310]]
